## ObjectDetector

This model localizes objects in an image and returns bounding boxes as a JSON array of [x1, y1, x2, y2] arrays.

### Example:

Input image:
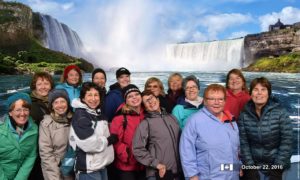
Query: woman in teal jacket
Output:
[[172, 75, 203, 129], [56, 65, 82, 105], [0, 93, 38, 180]]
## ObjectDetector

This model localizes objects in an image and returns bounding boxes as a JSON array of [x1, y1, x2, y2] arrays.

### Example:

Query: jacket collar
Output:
[[71, 98, 101, 116]]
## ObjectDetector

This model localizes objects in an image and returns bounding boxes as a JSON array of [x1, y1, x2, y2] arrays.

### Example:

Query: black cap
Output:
[[116, 67, 131, 79], [122, 84, 141, 100]]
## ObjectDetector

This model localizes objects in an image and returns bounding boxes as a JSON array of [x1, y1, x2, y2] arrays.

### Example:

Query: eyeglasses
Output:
[[185, 86, 198, 91], [206, 98, 225, 102], [13, 108, 30, 114], [144, 95, 156, 104]]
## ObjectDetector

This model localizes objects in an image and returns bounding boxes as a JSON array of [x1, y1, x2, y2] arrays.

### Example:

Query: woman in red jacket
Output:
[[224, 69, 250, 119], [110, 84, 145, 180]]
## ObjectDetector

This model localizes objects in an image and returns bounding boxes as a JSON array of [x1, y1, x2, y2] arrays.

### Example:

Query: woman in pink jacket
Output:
[[224, 69, 250, 119], [110, 84, 145, 180]]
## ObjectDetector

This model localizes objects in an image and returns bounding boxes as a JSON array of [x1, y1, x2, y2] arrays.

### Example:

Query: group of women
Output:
[[0, 65, 293, 180]]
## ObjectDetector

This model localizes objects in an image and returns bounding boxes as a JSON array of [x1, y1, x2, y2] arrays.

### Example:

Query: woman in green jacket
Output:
[[0, 93, 38, 180]]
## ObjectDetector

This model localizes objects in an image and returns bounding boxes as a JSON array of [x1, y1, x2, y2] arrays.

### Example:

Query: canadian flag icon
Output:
[[220, 164, 234, 171]]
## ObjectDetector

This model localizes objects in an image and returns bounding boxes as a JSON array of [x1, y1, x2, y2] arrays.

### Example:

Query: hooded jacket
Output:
[[0, 115, 38, 180], [103, 82, 124, 122], [69, 99, 114, 173], [39, 114, 71, 180], [133, 110, 180, 177], [55, 83, 81, 106], [238, 97, 293, 171], [180, 107, 240, 180], [110, 103, 145, 171]]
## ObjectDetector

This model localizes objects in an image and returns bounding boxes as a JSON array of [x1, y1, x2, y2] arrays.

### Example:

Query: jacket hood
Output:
[[71, 98, 101, 116], [144, 108, 168, 118], [109, 82, 121, 91]]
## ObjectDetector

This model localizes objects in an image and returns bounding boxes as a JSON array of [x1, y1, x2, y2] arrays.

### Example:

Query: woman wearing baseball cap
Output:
[[103, 67, 131, 122]]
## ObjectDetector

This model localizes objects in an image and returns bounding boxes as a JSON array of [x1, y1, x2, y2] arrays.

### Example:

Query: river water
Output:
[[0, 71, 299, 155]]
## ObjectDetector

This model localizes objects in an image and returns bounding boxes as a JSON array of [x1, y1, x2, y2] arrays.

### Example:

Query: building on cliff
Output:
[[269, 19, 293, 31]]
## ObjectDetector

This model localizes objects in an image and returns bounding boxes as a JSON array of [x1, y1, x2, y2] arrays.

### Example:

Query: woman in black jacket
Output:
[[238, 77, 293, 180]]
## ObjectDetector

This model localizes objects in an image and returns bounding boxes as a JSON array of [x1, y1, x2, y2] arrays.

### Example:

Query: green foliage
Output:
[[0, 9, 18, 24], [244, 53, 300, 73]]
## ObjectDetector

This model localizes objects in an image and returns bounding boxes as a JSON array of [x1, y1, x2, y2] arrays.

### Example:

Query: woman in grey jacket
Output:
[[133, 90, 181, 180], [39, 89, 73, 180]]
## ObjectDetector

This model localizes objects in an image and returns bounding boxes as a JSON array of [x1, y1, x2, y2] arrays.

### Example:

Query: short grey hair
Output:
[[182, 75, 200, 90]]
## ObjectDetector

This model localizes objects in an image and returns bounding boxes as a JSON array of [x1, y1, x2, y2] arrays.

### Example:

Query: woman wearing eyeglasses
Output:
[[144, 77, 172, 113], [133, 90, 181, 180], [180, 84, 240, 180], [0, 93, 38, 180], [172, 75, 203, 129]]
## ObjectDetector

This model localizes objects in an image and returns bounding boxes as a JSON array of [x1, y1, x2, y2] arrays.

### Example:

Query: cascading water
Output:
[[39, 13, 84, 58], [165, 38, 245, 71]]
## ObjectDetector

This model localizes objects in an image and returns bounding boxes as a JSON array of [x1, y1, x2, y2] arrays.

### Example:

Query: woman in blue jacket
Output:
[[180, 84, 240, 180], [238, 77, 293, 180]]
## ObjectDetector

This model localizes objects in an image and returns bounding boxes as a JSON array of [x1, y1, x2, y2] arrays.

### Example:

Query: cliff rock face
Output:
[[244, 23, 300, 64], [0, 2, 32, 46]]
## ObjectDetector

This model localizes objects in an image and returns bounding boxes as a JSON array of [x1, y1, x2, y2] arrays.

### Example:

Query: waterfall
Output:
[[39, 13, 84, 58], [165, 38, 245, 71]]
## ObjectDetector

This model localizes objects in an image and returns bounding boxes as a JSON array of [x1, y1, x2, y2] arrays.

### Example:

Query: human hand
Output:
[[190, 175, 199, 180], [156, 163, 166, 178]]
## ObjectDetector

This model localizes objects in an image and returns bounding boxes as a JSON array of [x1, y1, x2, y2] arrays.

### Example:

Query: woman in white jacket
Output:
[[69, 82, 116, 180]]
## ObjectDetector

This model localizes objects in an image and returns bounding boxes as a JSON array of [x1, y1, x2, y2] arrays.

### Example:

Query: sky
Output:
[[5, 0, 300, 70]]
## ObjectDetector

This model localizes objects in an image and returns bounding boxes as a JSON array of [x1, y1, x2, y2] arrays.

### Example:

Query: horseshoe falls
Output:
[[165, 38, 245, 71]]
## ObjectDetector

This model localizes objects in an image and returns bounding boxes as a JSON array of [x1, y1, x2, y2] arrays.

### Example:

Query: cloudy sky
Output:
[[5, 0, 300, 70]]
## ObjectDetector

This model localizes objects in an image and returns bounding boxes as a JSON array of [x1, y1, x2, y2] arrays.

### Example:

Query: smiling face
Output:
[[82, 88, 100, 109], [169, 75, 182, 92], [66, 69, 80, 85], [146, 81, 161, 97], [118, 74, 130, 88], [204, 90, 225, 117], [9, 99, 30, 126], [52, 97, 68, 116], [35, 77, 51, 97], [251, 83, 269, 107], [93, 72, 106, 88], [126, 91, 142, 109], [185, 80, 199, 101], [142, 94, 160, 112], [228, 73, 244, 93]]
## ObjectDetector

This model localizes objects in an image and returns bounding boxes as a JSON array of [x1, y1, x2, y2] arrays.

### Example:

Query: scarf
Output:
[[50, 111, 72, 124], [185, 96, 203, 108], [31, 90, 48, 104]]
